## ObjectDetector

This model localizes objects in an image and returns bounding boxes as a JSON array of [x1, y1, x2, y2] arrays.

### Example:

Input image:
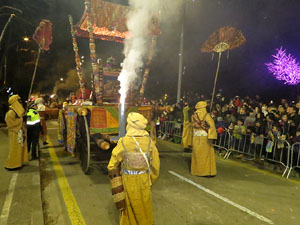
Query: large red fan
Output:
[[201, 26, 246, 111], [201, 26, 245, 53], [32, 19, 53, 51], [27, 20, 53, 108]]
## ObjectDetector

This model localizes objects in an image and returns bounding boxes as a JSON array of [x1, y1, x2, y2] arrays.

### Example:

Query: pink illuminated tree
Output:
[[266, 47, 300, 85]]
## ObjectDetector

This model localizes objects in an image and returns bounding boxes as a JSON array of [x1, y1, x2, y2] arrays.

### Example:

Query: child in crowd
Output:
[[233, 119, 246, 152], [267, 124, 285, 170], [278, 114, 290, 139], [250, 120, 265, 159], [216, 117, 227, 136], [233, 119, 246, 139]]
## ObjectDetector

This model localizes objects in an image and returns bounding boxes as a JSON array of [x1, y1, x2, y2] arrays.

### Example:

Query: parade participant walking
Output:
[[107, 112, 160, 225], [182, 102, 193, 152], [35, 97, 48, 145], [26, 102, 41, 160], [191, 101, 217, 177], [5, 95, 28, 170]]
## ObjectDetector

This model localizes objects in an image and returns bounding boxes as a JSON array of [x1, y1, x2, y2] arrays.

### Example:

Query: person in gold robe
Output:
[[191, 101, 217, 177], [108, 112, 160, 225], [5, 95, 29, 169], [182, 102, 193, 152]]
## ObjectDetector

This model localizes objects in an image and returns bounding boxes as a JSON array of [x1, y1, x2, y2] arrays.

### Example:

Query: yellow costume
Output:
[[5, 95, 28, 169], [182, 105, 193, 149], [108, 112, 160, 225], [150, 120, 157, 145], [191, 101, 217, 176]]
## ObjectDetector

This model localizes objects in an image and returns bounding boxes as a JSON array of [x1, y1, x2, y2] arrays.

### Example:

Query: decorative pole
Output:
[[97, 58, 104, 103], [68, 15, 86, 100], [27, 47, 42, 103], [0, 14, 15, 45], [84, 0, 102, 105], [209, 42, 229, 112], [210, 51, 223, 112], [28, 20, 53, 108], [139, 36, 157, 102]]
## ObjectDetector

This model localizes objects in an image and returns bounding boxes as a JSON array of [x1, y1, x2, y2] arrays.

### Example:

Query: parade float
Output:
[[58, 0, 168, 174]]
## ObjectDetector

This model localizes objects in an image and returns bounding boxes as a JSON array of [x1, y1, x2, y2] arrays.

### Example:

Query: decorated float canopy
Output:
[[76, 0, 161, 42]]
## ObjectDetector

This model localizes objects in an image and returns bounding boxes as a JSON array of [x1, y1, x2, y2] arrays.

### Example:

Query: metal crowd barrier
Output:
[[287, 142, 300, 178], [213, 132, 232, 158], [158, 121, 295, 178], [159, 121, 183, 143], [222, 132, 291, 177]]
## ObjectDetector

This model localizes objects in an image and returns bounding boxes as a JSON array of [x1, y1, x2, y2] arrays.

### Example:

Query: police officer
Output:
[[27, 102, 41, 160]]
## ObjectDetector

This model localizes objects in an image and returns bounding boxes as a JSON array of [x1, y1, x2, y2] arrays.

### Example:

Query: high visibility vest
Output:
[[156, 117, 160, 125], [27, 109, 41, 125]]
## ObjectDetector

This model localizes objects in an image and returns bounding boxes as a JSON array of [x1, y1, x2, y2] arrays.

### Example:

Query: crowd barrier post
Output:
[[159, 121, 296, 179], [287, 142, 300, 179]]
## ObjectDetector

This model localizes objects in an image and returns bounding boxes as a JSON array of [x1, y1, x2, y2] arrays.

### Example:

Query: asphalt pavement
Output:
[[1, 121, 300, 225], [0, 127, 44, 225]]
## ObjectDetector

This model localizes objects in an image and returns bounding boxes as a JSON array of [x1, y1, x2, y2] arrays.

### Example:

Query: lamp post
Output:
[[177, 0, 186, 103], [0, 6, 22, 45]]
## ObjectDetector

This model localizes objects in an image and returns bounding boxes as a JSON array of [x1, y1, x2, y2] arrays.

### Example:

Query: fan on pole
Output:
[[27, 19, 52, 107], [201, 26, 246, 111]]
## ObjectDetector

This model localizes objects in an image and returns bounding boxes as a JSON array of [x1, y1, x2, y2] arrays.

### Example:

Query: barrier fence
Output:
[[159, 121, 300, 179], [287, 142, 300, 178]]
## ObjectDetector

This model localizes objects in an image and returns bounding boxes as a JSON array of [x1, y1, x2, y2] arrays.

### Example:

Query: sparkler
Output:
[[266, 47, 300, 85], [118, 0, 160, 137]]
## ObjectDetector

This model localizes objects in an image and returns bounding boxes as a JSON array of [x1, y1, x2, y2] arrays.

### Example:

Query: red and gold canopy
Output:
[[76, 0, 160, 42]]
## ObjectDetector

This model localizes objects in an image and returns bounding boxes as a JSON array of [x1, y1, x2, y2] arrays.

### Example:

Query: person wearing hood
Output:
[[182, 102, 193, 152], [5, 95, 29, 169], [107, 112, 160, 225], [191, 101, 217, 177]]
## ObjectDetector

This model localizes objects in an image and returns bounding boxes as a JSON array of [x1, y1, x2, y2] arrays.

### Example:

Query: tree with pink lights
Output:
[[266, 47, 300, 85]]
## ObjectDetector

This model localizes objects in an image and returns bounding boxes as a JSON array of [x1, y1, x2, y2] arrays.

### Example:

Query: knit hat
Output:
[[127, 112, 148, 130], [8, 95, 20, 105], [195, 101, 207, 109], [35, 97, 44, 104]]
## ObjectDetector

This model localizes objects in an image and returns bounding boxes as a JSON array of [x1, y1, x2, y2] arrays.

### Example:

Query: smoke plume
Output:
[[118, 0, 162, 104], [52, 69, 79, 95]]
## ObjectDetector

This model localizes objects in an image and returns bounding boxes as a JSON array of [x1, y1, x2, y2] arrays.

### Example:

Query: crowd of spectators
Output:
[[211, 94, 300, 146], [154, 91, 300, 146]]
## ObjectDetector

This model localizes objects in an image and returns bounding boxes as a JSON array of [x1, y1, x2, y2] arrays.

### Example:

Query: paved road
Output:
[[40, 121, 300, 225], [0, 128, 43, 225]]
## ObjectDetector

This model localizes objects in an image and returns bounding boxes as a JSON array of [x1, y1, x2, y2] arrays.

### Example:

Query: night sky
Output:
[[1, 0, 300, 102]]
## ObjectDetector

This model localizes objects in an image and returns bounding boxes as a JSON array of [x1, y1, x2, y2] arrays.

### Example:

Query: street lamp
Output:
[[60, 77, 64, 81], [23, 36, 29, 42]]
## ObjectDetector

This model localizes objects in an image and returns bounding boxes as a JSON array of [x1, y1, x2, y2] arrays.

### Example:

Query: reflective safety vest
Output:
[[156, 117, 160, 125], [27, 109, 41, 125]]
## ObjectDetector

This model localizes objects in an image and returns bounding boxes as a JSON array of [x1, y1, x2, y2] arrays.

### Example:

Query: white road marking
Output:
[[0, 173, 18, 225], [169, 171, 274, 225]]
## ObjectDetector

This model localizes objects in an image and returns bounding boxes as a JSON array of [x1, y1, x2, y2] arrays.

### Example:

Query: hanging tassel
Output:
[[227, 50, 230, 59], [211, 52, 214, 61]]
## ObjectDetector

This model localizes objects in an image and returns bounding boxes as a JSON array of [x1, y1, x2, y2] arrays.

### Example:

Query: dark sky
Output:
[[2, 0, 300, 102], [181, 0, 300, 101]]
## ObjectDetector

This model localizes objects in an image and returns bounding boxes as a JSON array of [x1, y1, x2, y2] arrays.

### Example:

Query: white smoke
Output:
[[118, 0, 161, 104]]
